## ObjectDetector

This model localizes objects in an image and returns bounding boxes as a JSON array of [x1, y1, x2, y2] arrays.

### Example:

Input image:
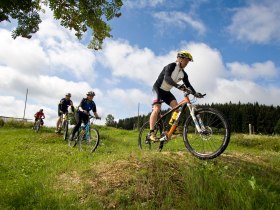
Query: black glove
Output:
[[177, 84, 187, 91], [194, 92, 204, 98], [96, 117, 101, 120]]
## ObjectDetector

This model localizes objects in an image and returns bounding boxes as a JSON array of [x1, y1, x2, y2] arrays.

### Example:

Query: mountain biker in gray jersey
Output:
[[149, 50, 203, 141]]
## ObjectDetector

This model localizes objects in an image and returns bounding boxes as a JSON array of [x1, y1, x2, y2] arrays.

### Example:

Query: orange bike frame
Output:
[[156, 94, 191, 139]]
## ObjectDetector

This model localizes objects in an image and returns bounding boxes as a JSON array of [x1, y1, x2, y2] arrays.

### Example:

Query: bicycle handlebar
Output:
[[88, 114, 101, 120], [178, 84, 206, 98]]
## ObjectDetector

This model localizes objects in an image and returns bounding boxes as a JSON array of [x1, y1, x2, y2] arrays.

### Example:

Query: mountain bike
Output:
[[138, 86, 230, 160], [68, 115, 100, 153], [57, 113, 69, 141], [33, 118, 44, 133]]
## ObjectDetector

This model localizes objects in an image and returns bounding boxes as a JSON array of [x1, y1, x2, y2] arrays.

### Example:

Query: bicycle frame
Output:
[[156, 92, 203, 140], [79, 116, 95, 142]]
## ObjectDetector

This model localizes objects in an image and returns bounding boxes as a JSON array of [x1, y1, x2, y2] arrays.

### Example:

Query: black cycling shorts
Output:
[[152, 86, 176, 106]]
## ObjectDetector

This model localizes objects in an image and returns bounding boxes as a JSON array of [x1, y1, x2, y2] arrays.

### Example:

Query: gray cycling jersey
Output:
[[160, 64, 184, 91], [154, 62, 195, 93]]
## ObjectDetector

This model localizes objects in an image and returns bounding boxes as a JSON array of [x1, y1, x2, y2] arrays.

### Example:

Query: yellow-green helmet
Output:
[[177, 50, 193, 61]]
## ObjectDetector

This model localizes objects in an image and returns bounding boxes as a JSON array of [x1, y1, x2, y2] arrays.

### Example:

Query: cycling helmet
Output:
[[39, 109, 43, 112], [87, 91, 95, 96], [65, 93, 71, 97], [177, 50, 193, 61]]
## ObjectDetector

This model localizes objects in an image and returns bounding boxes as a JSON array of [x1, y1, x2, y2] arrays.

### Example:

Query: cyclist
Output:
[[69, 91, 101, 141], [55, 93, 74, 133], [149, 50, 203, 141], [33, 109, 45, 128]]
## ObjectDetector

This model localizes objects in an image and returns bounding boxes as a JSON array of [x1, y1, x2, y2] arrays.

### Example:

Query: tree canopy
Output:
[[0, 0, 123, 49]]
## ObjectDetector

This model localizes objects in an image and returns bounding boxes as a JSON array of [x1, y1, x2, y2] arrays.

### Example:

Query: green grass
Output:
[[0, 125, 279, 210]]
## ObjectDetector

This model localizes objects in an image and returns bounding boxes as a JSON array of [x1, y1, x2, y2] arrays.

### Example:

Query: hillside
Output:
[[0, 126, 279, 209]]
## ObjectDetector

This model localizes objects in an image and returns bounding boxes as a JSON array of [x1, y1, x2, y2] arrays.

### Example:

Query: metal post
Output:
[[249, 123, 252, 135], [23, 88, 28, 119], [137, 103, 140, 131]]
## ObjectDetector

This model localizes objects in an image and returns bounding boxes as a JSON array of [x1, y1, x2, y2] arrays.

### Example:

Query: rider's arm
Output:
[[58, 99, 64, 113], [78, 99, 88, 114], [163, 63, 180, 88], [70, 101, 75, 112], [93, 112, 101, 119], [182, 71, 196, 93]]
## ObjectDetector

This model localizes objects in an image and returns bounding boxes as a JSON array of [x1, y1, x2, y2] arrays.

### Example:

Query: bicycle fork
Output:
[[187, 103, 206, 133]]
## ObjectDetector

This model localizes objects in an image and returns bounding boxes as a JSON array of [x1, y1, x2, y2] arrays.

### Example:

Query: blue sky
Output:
[[0, 0, 280, 126]]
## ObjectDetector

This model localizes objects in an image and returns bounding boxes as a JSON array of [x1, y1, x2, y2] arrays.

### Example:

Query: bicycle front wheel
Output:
[[183, 108, 230, 159], [138, 121, 164, 151], [63, 121, 69, 141], [79, 128, 100, 152], [34, 120, 41, 133]]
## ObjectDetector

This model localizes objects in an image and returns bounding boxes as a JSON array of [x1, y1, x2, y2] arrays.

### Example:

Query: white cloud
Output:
[[0, 9, 99, 126], [0, 29, 49, 75], [209, 79, 280, 105], [99, 39, 174, 86], [228, 0, 280, 43], [153, 11, 206, 35], [124, 0, 165, 8], [227, 61, 278, 80], [99, 88, 152, 119]]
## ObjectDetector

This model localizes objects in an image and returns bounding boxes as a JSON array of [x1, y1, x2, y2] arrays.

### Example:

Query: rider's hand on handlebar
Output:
[[194, 92, 205, 98], [177, 84, 187, 91], [96, 117, 101, 120]]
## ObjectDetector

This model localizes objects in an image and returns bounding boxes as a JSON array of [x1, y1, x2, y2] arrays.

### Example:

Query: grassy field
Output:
[[0, 124, 279, 210]]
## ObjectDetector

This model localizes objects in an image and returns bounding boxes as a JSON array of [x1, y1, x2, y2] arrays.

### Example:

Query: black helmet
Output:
[[39, 109, 43, 112], [87, 91, 95, 96], [65, 93, 71, 97]]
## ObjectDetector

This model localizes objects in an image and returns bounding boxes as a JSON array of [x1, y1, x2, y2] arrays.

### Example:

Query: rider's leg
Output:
[[150, 103, 161, 130], [169, 100, 178, 109], [149, 103, 161, 141], [56, 115, 62, 132]]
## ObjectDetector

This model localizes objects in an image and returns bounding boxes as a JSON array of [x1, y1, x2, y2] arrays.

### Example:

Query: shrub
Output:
[[0, 118, 4, 127], [4, 119, 33, 128]]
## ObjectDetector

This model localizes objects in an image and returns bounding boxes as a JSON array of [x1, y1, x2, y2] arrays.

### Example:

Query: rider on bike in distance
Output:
[[69, 91, 101, 141], [33, 109, 45, 128], [149, 50, 203, 141], [55, 93, 74, 133]]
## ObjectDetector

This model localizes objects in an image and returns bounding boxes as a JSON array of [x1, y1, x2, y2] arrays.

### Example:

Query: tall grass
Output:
[[0, 125, 279, 209]]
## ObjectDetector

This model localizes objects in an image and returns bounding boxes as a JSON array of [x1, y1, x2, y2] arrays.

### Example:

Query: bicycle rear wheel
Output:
[[63, 120, 69, 141], [183, 108, 230, 159], [79, 128, 100, 152], [138, 121, 164, 151]]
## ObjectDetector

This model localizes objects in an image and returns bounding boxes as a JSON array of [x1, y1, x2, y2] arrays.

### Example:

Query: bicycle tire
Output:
[[138, 120, 164, 151], [63, 120, 69, 141], [183, 107, 230, 159], [78, 128, 100, 152], [35, 120, 41, 133], [68, 131, 78, 148]]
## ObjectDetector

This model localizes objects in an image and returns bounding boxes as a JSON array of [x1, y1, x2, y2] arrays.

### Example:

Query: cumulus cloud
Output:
[[227, 0, 280, 43], [99, 39, 174, 86], [0, 8, 98, 126], [123, 0, 165, 8], [227, 61, 278, 80], [153, 11, 206, 35]]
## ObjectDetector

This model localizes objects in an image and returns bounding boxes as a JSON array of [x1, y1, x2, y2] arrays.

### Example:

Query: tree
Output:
[[0, 0, 123, 49], [105, 114, 116, 127], [274, 118, 280, 134]]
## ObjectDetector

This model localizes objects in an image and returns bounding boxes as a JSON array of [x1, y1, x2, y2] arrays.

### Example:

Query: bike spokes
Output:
[[183, 108, 230, 159]]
